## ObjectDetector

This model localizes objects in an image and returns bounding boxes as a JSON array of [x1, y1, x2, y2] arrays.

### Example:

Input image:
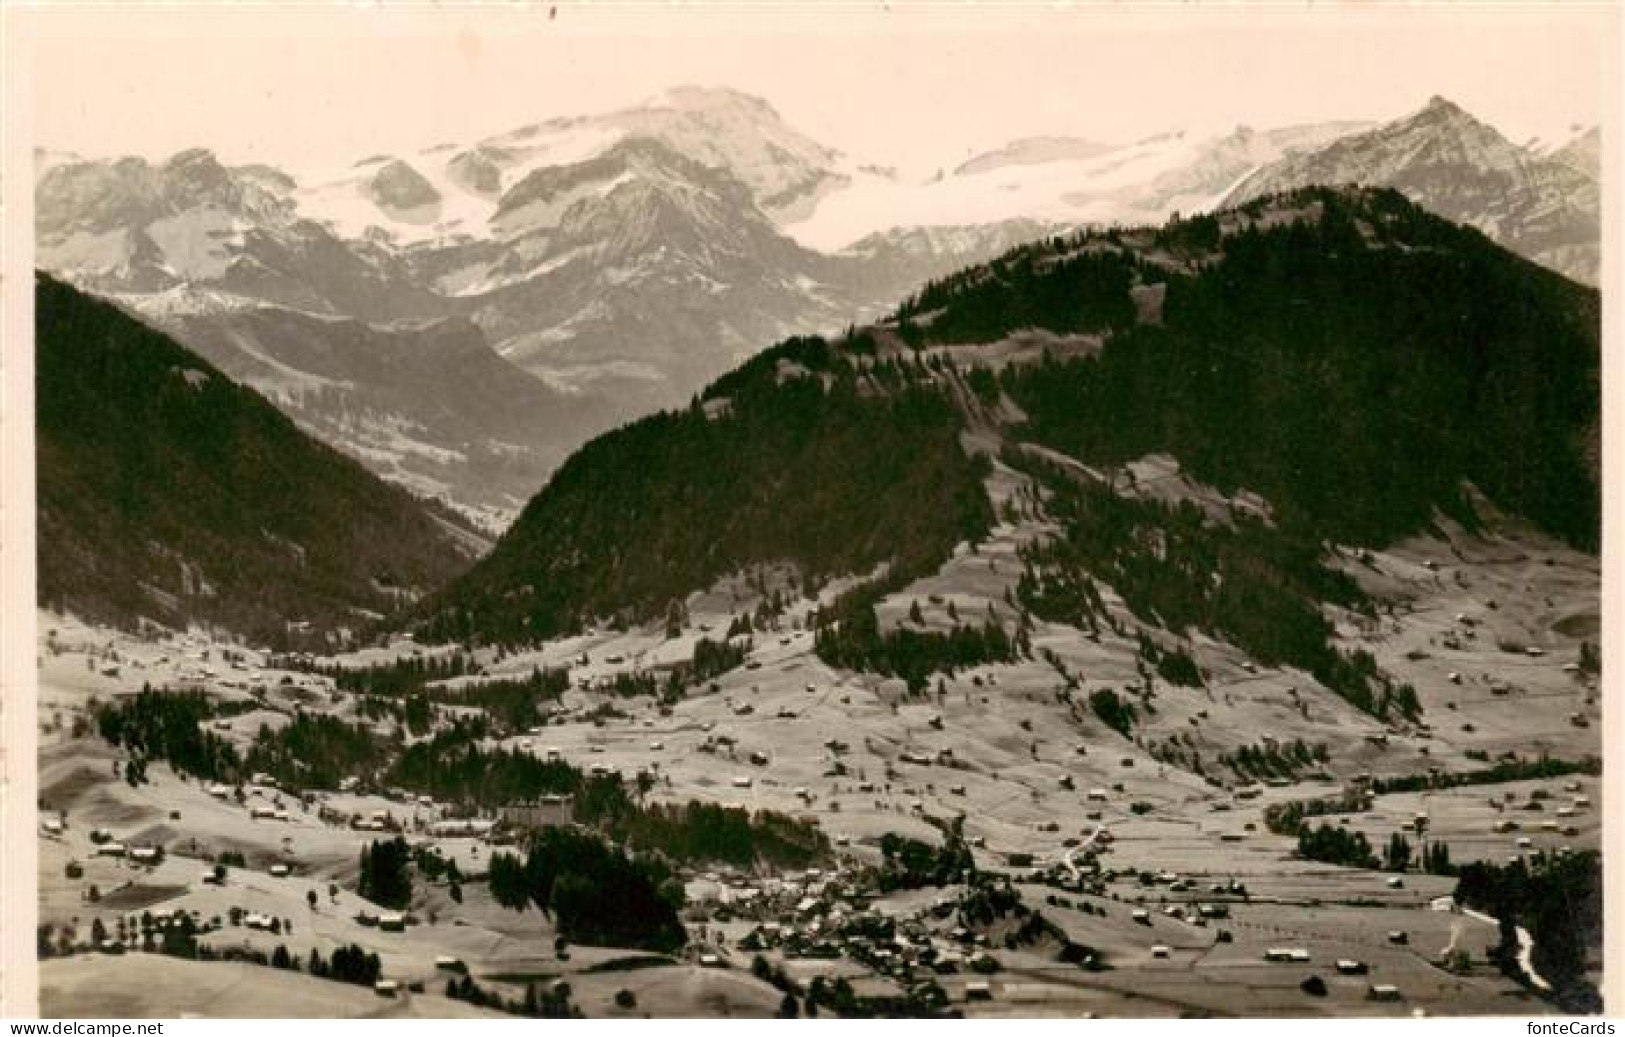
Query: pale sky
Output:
[[15, 3, 1621, 177]]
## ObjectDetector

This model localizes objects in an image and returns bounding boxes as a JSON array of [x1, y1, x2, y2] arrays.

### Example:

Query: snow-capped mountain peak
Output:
[[1224, 96, 1599, 284]]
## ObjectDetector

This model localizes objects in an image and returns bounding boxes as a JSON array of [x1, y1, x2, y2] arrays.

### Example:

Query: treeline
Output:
[[358, 836, 413, 909], [895, 247, 1139, 346], [244, 711, 388, 792], [388, 724, 828, 869], [1139, 635, 1203, 688], [873, 822, 976, 892], [96, 687, 240, 783], [419, 340, 995, 647], [1265, 756, 1599, 835], [486, 826, 685, 952], [282, 651, 571, 734], [425, 667, 569, 732], [1008, 450, 1419, 723], [389, 724, 580, 805], [1295, 823, 1378, 869], [1088, 689, 1136, 738], [290, 651, 478, 697], [998, 188, 1598, 553], [816, 596, 1018, 694], [607, 801, 828, 870], [1264, 787, 1370, 835], [1454, 851, 1602, 1012], [1220, 739, 1329, 780], [35, 275, 471, 648], [1368, 755, 1599, 795]]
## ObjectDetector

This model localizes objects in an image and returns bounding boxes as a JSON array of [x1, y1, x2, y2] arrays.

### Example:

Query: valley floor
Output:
[[32, 498, 1600, 1017]]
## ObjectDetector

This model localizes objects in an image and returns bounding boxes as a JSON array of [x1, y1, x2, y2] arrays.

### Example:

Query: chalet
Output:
[[207, 783, 233, 799], [499, 798, 570, 831], [379, 912, 406, 932], [41, 817, 64, 835], [95, 842, 127, 857], [1151, 945, 1171, 958], [964, 980, 993, 1001], [269, 863, 291, 878], [374, 980, 400, 998], [1368, 984, 1402, 1002], [1336, 959, 1369, 975], [128, 847, 160, 865], [249, 806, 278, 820], [435, 956, 466, 972]]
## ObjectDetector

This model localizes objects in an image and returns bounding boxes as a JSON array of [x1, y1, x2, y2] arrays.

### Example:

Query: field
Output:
[[33, 487, 1600, 1017]]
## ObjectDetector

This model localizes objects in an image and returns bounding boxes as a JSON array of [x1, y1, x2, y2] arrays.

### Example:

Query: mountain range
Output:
[[1224, 97, 1600, 285], [418, 187, 1599, 662], [35, 88, 1600, 524]]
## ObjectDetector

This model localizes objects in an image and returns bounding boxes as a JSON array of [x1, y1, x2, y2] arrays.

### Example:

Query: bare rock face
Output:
[[446, 148, 505, 199], [365, 159, 442, 220]]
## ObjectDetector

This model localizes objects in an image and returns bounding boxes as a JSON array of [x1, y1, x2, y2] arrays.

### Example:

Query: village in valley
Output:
[[35, 468, 1602, 1018], [16, 11, 1610, 1018]]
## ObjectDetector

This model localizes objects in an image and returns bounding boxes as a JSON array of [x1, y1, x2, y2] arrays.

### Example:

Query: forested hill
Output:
[[36, 274, 481, 647], [416, 334, 995, 645], [906, 186, 1600, 552], [415, 186, 1598, 652]]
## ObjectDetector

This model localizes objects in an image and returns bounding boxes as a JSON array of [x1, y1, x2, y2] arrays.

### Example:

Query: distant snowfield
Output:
[[291, 123, 630, 246], [784, 134, 1219, 250], [283, 116, 1233, 253]]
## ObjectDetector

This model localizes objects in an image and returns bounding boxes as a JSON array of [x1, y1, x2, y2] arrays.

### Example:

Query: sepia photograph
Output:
[[0, 0, 1618, 1023]]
